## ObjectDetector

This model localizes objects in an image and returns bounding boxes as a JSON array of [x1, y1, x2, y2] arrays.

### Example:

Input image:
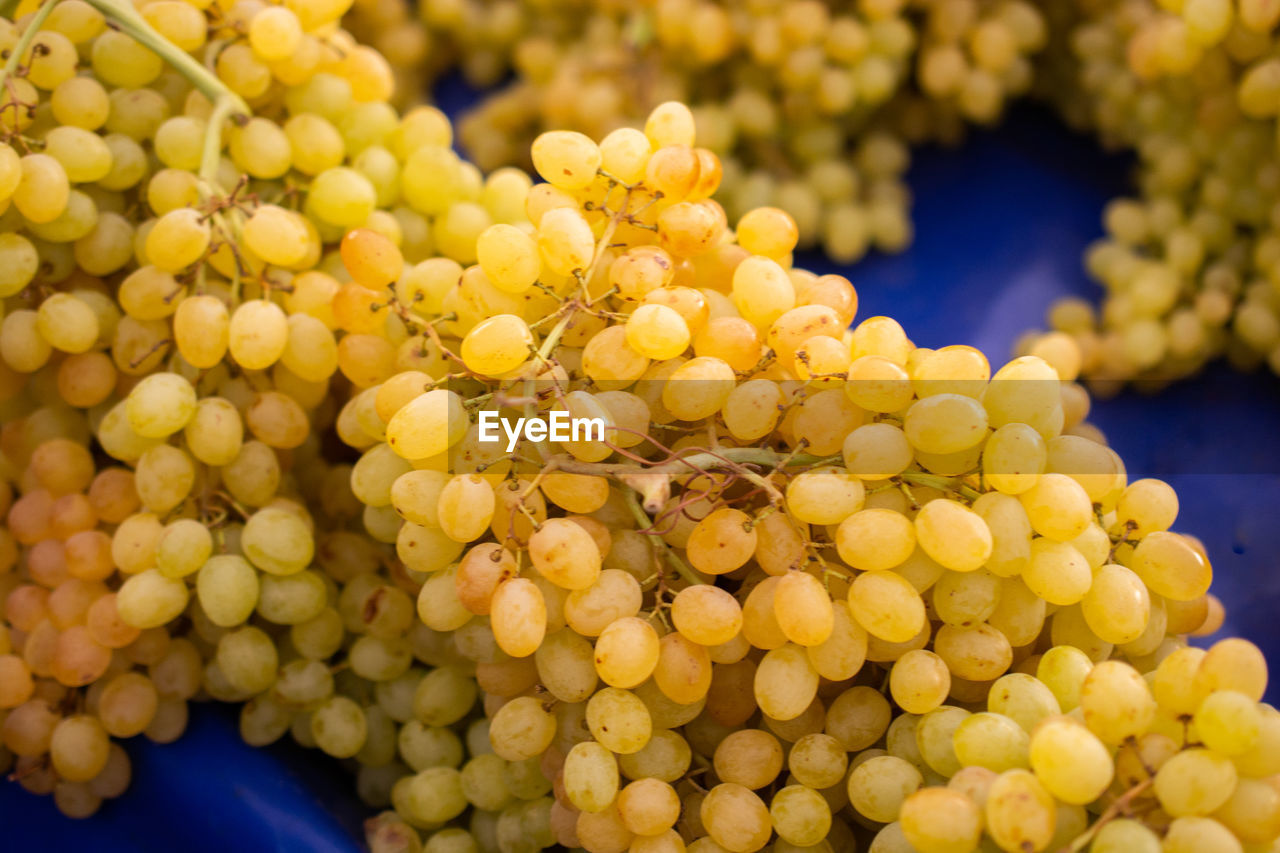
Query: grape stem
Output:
[[0, 0, 59, 92], [199, 94, 244, 193], [551, 446, 840, 480], [1060, 777, 1153, 852], [623, 488, 706, 587], [80, 0, 250, 197], [81, 0, 249, 113], [898, 470, 983, 502], [548, 446, 982, 522]]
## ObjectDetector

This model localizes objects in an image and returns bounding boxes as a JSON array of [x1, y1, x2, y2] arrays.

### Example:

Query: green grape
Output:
[[1079, 660, 1156, 744], [1162, 816, 1245, 853], [311, 696, 369, 761], [952, 712, 1028, 773], [889, 649, 950, 715], [701, 783, 772, 853], [215, 626, 278, 695], [154, 519, 212, 579], [1036, 646, 1093, 712], [586, 687, 652, 755], [1027, 716, 1113, 804], [770, 784, 831, 847], [1090, 818, 1161, 853], [126, 373, 198, 438], [1154, 748, 1239, 817], [393, 767, 468, 828], [458, 752, 512, 812], [847, 755, 922, 823], [412, 667, 477, 727], [984, 769, 1056, 853], [488, 696, 556, 762], [35, 293, 99, 354], [116, 569, 188, 629], [0, 233, 39, 297], [241, 507, 314, 576], [1193, 690, 1261, 756], [987, 673, 1061, 733], [915, 706, 970, 778]]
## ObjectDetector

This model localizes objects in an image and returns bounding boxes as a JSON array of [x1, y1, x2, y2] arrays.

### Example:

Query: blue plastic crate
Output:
[[4, 103, 1278, 851]]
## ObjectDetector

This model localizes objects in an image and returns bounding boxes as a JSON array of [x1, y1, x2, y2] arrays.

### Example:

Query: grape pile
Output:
[[407, 0, 1047, 264], [392, 0, 1280, 387], [1021, 0, 1280, 388], [0, 0, 525, 826], [0, 2, 1274, 853], [347, 103, 1271, 853]]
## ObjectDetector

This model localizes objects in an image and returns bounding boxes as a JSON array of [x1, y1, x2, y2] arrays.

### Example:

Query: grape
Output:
[[837, 509, 916, 572], [889, 649, 951, 715], [912, 499, 993, 572], [1079, 661, 1156, 744], [1162, 817, 1243, 853], [616, 776, 680, 836], [984, 769, 1056, 853], [1132, 532, 1213, 602], [594, 617, 660, 689], [1022, 539, 1091, 606], [848, 755, 923, 823], [146, 209, 211, 273], [701, 783, 772, 853], [1193, 691, 1261, 757], [241, 507, 314, 576], [489, 696, 555, 762], [827, 686, 892, 752], [116, 570, 189, 630], [770, 784, 831, 846], [1154, 748, 1239, 817], [528, 518, 602, 590], [951, 712, 1028, 773], [850, 570, 926, 644], [1194, 636, 1269, 702], [564, 741, 619, 813], [50, 715, 110, 782], [461, 314, 534, 376], [586, 688, 651, 755], [806, 601, 868, 682], [755, 644, 820, 722], [1091, 819, 1161, 853], [773, 571, 834, 647], [1027, 716, 1112, 804], [0, 22, 1269, 844], [898, 787, 982, 853]]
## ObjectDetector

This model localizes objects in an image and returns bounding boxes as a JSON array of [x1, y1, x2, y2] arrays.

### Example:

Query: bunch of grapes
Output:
[[1020, 0, 1280, 388], [0, 0, 554, 829], [404, 0, 1044, 264], [338, 102, 1272, 852], [0, 0, 1275, 850], [388, 0, 1280, 389]]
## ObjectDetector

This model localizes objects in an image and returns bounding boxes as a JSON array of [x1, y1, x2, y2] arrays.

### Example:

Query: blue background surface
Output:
[[4, 101, 1279, 850]]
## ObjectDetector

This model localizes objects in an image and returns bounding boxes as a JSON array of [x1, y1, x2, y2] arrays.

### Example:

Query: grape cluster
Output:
[[342, 104, 1267, 853], [0, 0, 535, 829], [405, 0, 1045, 265], [0, 1, 1274, 851], [387, 0, 1280, 387], [1019, 0, 1280, 387]]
